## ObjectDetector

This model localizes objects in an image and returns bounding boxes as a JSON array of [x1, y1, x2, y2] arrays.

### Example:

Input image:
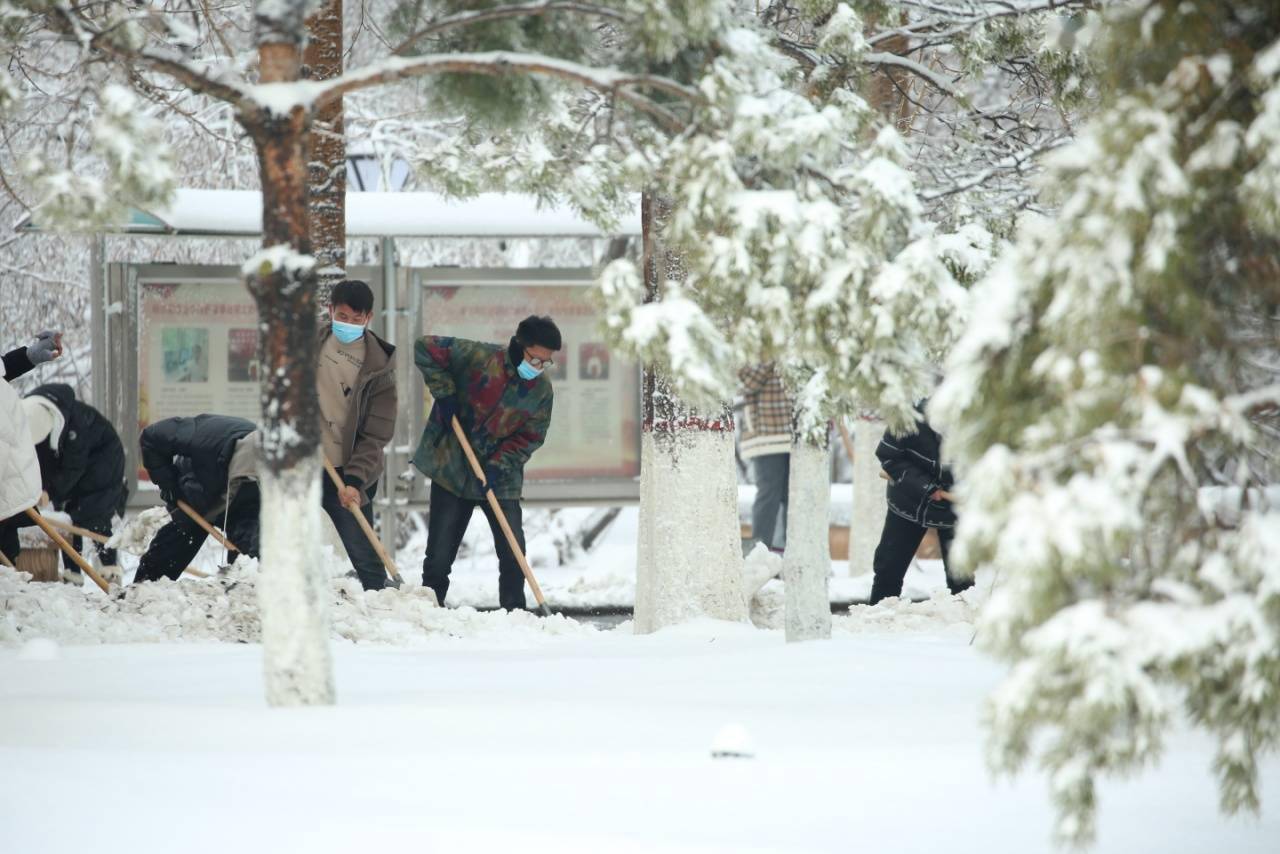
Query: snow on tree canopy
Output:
[[595, 24, 993, 437], [932, 1, 1280, 846], [241, 244, 316, 280]]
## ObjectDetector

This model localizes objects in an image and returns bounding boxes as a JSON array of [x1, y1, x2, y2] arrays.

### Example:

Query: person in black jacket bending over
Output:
[[28, 385, 127, 558], [869, 403, 973, 605], [1, 382, 128, 580], [134, 415, 261, 583]]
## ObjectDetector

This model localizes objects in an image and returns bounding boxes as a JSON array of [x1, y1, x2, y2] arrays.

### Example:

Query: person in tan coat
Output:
[[317, 280, 398, 589]]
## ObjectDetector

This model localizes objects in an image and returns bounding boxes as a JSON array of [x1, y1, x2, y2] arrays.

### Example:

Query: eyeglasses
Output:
[[525, 354, 555, 369]]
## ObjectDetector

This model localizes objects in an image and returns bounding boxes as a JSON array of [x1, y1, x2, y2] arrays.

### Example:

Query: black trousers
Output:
[[421, 481, 527, 610], [134, 484, 261, 583], [0, 513, 116, 571], [868, 509, 972, 605], [321, 470, 385, 590]]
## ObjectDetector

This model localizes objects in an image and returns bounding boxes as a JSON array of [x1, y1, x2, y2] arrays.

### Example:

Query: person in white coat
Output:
[[1, 332, 63, 565]]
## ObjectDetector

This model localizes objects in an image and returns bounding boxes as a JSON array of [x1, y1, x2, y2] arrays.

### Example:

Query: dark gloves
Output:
[[156, 483, 178, 511], [26, 330, 63, 365], [182, 482, 211, 513], [433, 394, 459, 430], [483, 463, 503, 494]]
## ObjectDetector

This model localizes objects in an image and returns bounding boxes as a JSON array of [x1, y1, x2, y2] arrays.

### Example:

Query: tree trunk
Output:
[[783, 433, 832, 642], [635, 376, 746, 633], [304, 0, 347, 300], [849, 416, 888, 579], [243, 35, 333, 707], [633, 193, 746, 633]]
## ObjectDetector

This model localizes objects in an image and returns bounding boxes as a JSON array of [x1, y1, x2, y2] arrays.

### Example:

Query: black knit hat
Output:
[[516, 315, 562, 351]]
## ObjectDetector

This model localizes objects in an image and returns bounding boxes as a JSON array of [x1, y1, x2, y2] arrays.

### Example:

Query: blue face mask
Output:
[[331, 319, 365, 344], [517, 360, 542, 381]]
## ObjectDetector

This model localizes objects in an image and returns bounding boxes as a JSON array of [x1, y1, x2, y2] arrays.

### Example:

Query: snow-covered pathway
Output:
[[2, 621, 1277, 853]]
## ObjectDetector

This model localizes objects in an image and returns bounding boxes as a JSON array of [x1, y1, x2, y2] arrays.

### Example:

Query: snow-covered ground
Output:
[[413, 496, 941, 611], [3, 504, 1278, 852], [17, 482, 922, 612], [2, 615, 1277, 854]]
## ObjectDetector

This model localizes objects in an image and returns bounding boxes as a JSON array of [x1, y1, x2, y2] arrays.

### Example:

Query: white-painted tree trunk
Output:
[[849, 418, 888, 578], [783, 438, 832, 642], [634, 429, 747, 633], [258, 460, 334, 705]]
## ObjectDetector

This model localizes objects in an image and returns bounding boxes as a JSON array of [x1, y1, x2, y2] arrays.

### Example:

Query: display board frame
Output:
[[99, 263, 642, 510], [408, 267, 643, 505]]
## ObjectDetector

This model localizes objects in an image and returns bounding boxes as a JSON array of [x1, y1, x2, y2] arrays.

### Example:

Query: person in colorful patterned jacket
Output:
[[412, 316, 561, 610]]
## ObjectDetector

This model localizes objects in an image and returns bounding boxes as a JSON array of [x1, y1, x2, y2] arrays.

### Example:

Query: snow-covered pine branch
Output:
[[391, 1, 629, 54], [596, 24, 992, 434], [932, 1, 1280, 845], [302, 51, 700, 130]]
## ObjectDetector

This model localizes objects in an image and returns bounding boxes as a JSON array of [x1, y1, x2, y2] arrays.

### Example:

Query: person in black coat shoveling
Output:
[[0, 383, 128, 580], [133, 415, 261, 583], [868, 403, 973, 605]]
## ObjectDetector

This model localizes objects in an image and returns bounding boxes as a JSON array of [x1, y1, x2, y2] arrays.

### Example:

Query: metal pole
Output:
[[90, 233, 106, 412], [379, 236, 399, 559]]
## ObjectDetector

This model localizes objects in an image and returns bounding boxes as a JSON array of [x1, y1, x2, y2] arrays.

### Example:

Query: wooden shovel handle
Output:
[[25, 508, 110, 593], [176, 500, 240, 554], [43, 515, 110, 545], [46, 513, 202, 577], [450, 416, 548, 608], [321, 457, 403, 584]]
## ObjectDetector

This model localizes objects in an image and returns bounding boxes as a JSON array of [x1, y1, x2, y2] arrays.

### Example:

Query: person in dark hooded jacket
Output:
[[0, 383, 127, 577], [133, 415, 261, 583], [868, 404, 973, 605]]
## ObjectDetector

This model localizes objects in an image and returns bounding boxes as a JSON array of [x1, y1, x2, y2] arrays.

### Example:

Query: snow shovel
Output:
[[321, 456, 404, 587], [176, 499, 240, 555], [44, 515, 111, 546], [450, 415, 553, 617], [24, 508, 110, 593], [42, 516, 207, 578]]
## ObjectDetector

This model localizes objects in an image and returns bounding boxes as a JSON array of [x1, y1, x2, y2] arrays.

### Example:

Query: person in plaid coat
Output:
[[739, 363, 794, 552], [413, 315, 561, 610]]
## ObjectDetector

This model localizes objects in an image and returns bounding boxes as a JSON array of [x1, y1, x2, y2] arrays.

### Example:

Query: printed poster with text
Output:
[[138, 282, 261, 480], [421, 284, 640, 481]]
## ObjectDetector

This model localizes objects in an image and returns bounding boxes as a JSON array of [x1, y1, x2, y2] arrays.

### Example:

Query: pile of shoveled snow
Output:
[[105, 507, 172, 554], [834, 589, 979, 636], [0, 560, 595, 647]]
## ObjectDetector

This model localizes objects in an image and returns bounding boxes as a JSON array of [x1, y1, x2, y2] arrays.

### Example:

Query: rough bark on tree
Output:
[[304, 0, 347, 301], [243, 20, 333, 707]]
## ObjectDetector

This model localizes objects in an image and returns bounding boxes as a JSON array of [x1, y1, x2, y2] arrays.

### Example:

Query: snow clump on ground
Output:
[[0, 558, 595, 647]]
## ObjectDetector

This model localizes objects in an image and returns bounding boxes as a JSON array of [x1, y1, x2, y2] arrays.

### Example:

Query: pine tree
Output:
[[932, 1, 1280, 845], [595, 4, 998, 638]]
